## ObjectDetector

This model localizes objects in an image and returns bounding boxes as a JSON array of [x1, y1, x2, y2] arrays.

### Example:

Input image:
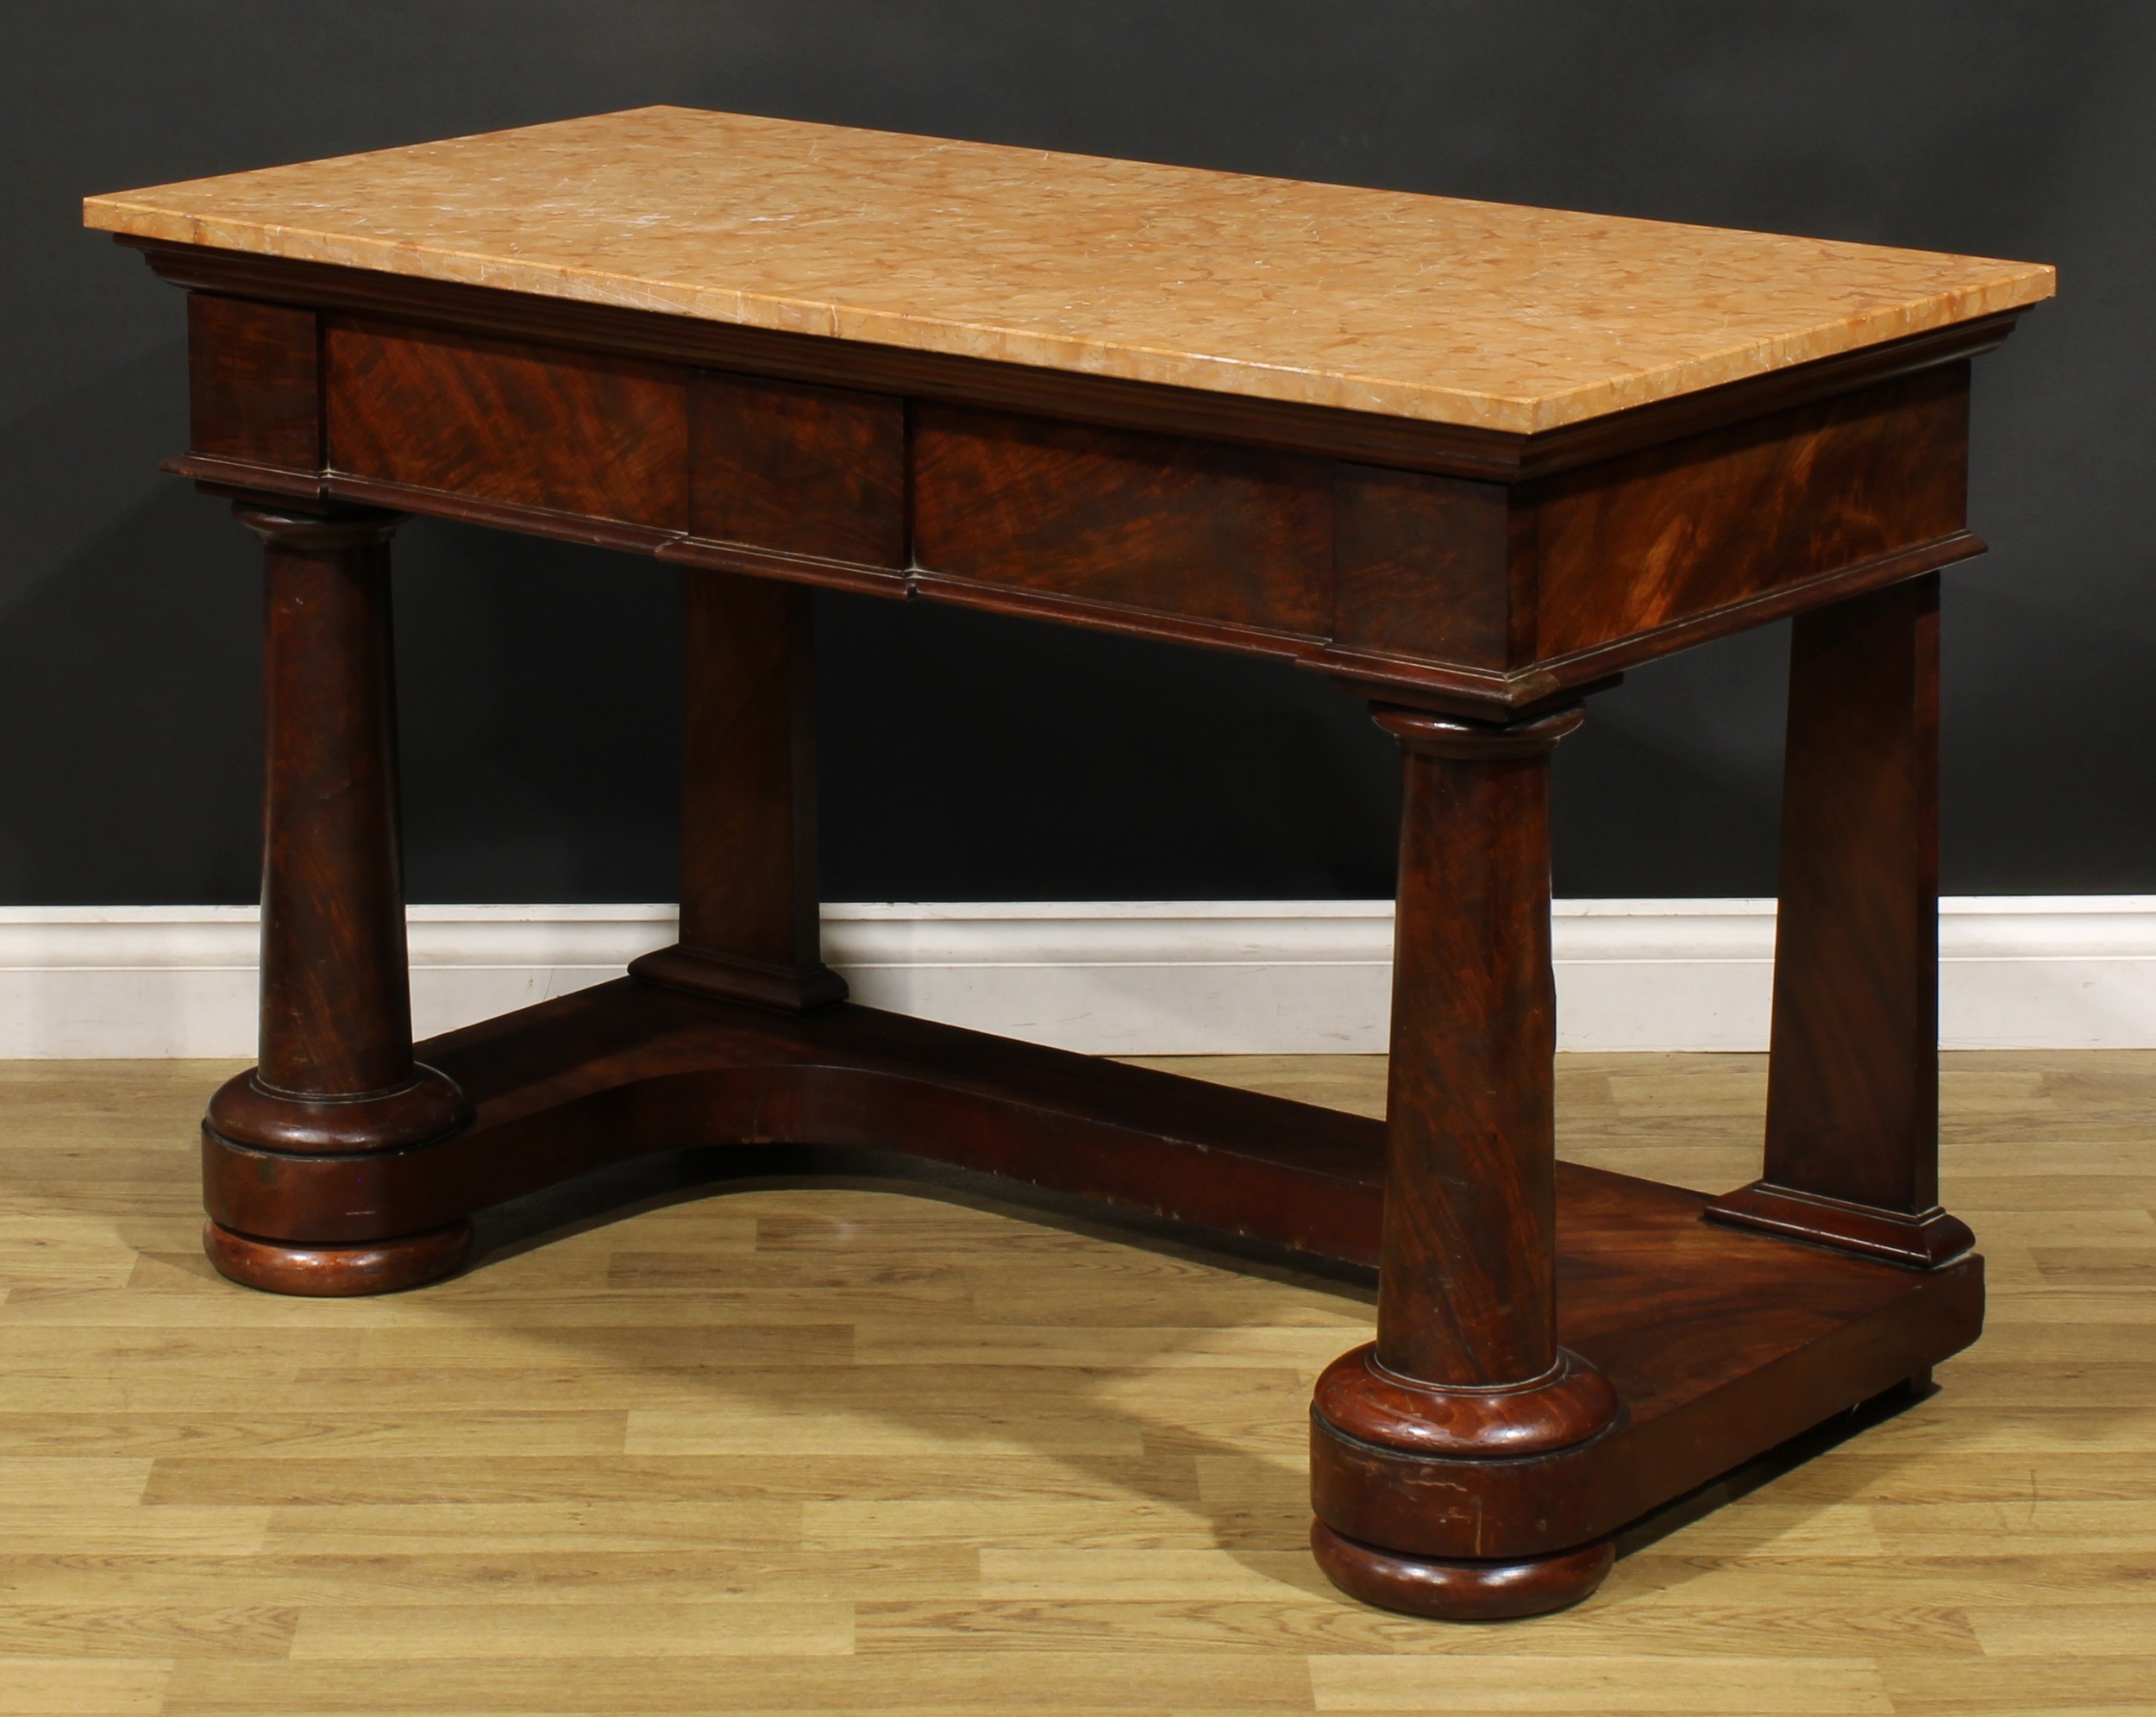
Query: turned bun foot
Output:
[[1307, 1344, 1623, 1602], [204, 1219, 473, 1296], [1311, 1520, 1614, 1620]]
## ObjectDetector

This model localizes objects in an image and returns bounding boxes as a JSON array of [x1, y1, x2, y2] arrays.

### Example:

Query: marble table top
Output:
[[85, 107, 2054, 435]]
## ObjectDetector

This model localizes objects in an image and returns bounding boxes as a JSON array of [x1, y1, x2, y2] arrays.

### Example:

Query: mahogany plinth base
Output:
[[627, 943, 849, 1012], [1704, 1179, 1977, 1269], [197, 977, 1984, 1614], [1310, 1520, 1614, 1620], [204, 1063, 469, 1155], [204, 1217, 473, 1295]]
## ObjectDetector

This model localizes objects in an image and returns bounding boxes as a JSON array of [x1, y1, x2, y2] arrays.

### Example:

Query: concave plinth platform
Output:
[[202, 978, 1982, 1571]]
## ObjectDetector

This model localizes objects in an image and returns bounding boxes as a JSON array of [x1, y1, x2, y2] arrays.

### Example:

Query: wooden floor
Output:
[[0, 1050, 2149, 1715]]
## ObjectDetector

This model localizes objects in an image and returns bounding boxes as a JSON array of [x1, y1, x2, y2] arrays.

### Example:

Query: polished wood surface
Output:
[[147, 255, 2006, 718], [327, 318, 689, 529], [626, 572, 846, 1013], [689, 372, 906, 569], [1364, 707, 1582, 1388], [200, 506, 467, 1185], [1329, 466, 1519, 673], [98, 160, 2046, 1623], [1708, 574, 1973, 1269], [243, 507, 413, 1100], [185, 294, 319, 474], [911, 406, 1332, 640], [2, 1051, 2147, 1714], [185, 968, 1984, 1604], [1310, 703, 1618, 1614], [1527, 364, 1968, 659]]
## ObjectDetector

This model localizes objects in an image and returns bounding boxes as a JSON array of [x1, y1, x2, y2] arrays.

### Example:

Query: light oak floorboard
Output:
[[0, 1051, 2147, 1714]]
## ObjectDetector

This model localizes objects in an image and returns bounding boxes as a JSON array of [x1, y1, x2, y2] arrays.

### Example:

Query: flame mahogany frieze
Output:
[[173, 277, 1990, 717]]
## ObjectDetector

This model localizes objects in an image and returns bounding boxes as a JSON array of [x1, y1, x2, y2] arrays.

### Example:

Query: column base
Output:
[[187, 978, 1986, 1602], [1311, 1520, 1614, 1620], [1703, 1180, 1975, 1269], [1313, 1343, 1620, 1459], [204, 1218, 473, 1296], [629, 943, 848, 1012], [205, 1064, 469, 1155]]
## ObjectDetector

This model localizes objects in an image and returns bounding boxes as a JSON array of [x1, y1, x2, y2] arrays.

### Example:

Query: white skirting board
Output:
[[1, 898, 2153, 1059]]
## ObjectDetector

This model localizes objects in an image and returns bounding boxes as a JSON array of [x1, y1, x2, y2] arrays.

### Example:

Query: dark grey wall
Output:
[[3, 2, 2148, 905]]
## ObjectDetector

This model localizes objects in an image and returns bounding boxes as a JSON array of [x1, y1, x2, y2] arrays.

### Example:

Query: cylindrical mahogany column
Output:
[[202, 504, 470, 1294], [1374, 705, 1574, 1385], [1308, 702, 1618, 1620]]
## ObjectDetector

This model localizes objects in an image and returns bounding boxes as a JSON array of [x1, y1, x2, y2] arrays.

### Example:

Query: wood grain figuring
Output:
[[140, 240, 2033, 486], [201, 505, 466, 1173], [243, 506, 410, 1098], [1330, 464, 1515, 668], [106, 126, 2053, 1635], [911, 406, 1332, 638], [1768, 575, 1942, 1214], [8, 1049, 2149, 1714], [178, 974, 1986, 1573], [187, 294, 320, 473], [1531, 364, 1970, 661], [689, 371, 905, 567], [201, 982, 1388, 1263], [1363, 707, 1583, 1389], [1306, 704, 1619, 1615], [166, 262, 2009, 718], [325, 317, 687, 528], [171, 273, 1999, 721], [1708, 574, 1973, 1269], [1311, 1172, 1980, 1558], [628, 571, 846, 1012]]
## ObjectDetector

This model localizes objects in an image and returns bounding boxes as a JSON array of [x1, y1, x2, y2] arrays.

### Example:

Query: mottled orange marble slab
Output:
[[85, 107, 2053, 435]]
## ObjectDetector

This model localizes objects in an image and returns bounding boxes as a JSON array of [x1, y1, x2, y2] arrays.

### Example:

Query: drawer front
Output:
[[325, 318, 690, 528], [912, 405, 1332, 637]]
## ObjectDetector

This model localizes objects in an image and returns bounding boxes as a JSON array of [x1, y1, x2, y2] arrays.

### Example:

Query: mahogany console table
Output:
[[87, 108, 2053, 1620]]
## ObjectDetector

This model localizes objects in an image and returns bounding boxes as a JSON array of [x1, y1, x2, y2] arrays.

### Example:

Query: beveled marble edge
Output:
[[84, 109, 2057, 434]]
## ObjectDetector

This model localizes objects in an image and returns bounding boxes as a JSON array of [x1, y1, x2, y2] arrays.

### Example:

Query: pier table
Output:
[[86, 108, 2054, 1619]]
